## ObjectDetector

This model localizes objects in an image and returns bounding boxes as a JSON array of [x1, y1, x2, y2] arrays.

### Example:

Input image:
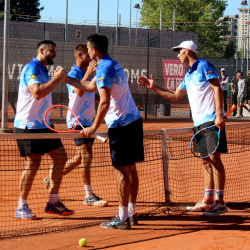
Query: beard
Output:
[[45, 55, 54, 65]]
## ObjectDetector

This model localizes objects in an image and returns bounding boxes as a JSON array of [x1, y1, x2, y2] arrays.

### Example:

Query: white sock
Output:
[[118, 206, 128, 221], [18, 198, 27, 209], [49, 194, 59, 204], [84, 185, 93, 198], [128, 202, 136, 217]]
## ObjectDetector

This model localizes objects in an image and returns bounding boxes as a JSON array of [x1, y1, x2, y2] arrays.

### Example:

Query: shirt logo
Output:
[[31, 74, 38, 79], [206, 71, 214, 75], [98, 77, 105, 82]]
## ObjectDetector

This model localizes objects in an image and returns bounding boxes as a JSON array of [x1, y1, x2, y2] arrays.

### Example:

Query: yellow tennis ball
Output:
[[79, 238, 87, 247]]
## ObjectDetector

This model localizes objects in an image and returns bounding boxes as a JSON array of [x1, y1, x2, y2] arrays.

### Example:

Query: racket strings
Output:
[[45, 107, 70, 132], [192, 129, 219, 157]]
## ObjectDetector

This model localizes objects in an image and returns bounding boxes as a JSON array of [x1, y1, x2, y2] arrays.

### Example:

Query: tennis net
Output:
[[0, 123, 250, 238]]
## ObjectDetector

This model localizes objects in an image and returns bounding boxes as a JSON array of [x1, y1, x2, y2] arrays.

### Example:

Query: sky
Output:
[[38, 0, 241, 27]]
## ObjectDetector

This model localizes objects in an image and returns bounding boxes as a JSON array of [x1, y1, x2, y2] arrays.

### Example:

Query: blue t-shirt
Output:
[[96, 54, 141, 128], [14, 58, 52, 129], [66, 65, 95, 128], [179, 59, 221, 127]]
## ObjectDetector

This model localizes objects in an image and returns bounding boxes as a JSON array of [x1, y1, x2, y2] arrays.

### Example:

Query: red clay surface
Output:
[[1, 118, 250, 249], [1, 208, 250, 250]]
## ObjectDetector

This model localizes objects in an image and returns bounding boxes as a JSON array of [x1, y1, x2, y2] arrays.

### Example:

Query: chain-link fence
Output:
[[0, 20, 248, 123]]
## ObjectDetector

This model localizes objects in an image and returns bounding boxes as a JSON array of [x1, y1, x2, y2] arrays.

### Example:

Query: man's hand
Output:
[[81, 126, 96, 138], [138, 74, 155, 89], [87, 60, 97, 74], [54, 68, 67, 81], [215, 115, 225, 131]]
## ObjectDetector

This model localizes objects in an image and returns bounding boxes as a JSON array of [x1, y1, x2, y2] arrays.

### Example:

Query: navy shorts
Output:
[[194, 121, 228, 154], [72, 125, 95, 146], [108, 117, 144, 167], [15, 127, 63, 157]]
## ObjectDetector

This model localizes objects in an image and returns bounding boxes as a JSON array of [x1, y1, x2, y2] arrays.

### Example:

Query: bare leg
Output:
[[209, 152, 225, 203], [201, 158, 214, 204], [62, 150, 81, 176], [128, 164, 139, 204], [115, 165, 130, 207], [80, 143, 93, 185], [20, 154, 41, 199], [47, 146, 67, 194]]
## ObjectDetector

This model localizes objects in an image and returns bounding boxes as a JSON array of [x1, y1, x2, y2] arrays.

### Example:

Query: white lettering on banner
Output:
[[124, 69, 147, 83], [17, 64, 23, 80], [8, 64, 16, 79], [162, 59, 186, 91], [7, 64, 65, 80], [164, 63, 184, 76]]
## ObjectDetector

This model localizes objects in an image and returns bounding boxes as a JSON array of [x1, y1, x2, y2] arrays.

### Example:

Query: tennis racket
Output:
[[190, 104, 236, 158], [43, 105, 107, 143]]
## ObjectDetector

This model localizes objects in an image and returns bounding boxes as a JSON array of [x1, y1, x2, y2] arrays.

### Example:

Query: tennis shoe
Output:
[[45, 201, 74, 215], [83, 193, 108, 207], [14, 204, 37, 220], [203, 201, 228, 217], [187, 199, 212, 212], [130, 214, 139, 226], [100, 214, 131, 229], [234, 114, 243, 118], [44, 177, 50, 189]]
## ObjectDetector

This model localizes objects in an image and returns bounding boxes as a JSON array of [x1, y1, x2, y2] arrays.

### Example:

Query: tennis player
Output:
[[44, 43, 108, 207], [14, 40, 74, 220], [138, 40, 228, 217], [60, 34, 144, 229]]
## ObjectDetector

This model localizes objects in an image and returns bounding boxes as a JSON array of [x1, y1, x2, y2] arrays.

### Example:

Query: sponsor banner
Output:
[[162, 59, 185, 91]]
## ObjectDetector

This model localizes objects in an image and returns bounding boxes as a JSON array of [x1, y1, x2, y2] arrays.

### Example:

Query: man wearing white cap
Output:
[[218, 68, 229, 113], [138, 40, 228, 217]]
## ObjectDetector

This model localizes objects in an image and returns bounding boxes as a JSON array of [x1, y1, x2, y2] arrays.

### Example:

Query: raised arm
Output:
[[29, 68, 65, 100], [138, 74, 186, 102], [74, 61, 97, 97]]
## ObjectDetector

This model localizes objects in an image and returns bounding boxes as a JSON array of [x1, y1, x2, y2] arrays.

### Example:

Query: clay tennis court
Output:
[[1, 118, 250, 249]]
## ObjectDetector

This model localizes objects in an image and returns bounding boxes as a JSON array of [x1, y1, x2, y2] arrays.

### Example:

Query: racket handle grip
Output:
[[95, 134, 107, 143], [224, 104, 237, 119]]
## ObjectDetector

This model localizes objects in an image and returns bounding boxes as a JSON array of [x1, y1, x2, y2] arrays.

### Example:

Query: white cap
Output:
[[172, 41, 198, 54], [221, 68, 225, 71]]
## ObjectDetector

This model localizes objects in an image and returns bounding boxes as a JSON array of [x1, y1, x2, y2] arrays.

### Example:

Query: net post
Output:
[[161, 129, 171, 203]]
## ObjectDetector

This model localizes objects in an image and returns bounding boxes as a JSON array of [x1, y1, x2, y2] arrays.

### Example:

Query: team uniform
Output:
[[66, 64, 95, 146], [178, 59, 227, 153], [96, 54, 144, 166], [14, 58, 62, 156]]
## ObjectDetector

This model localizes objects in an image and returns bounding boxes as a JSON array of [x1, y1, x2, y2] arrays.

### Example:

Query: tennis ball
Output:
[[79, 238, 87, 247]]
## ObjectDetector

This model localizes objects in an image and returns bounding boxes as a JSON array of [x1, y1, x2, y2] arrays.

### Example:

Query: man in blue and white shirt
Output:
[[44, 43, 108, 207], [14, 40, 74, 220], [138, 40, 228, 217], [62, 34, 144, 229]]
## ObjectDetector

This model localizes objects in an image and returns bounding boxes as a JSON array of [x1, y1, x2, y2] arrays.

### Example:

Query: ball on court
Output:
[[79, 238, 87, 247]]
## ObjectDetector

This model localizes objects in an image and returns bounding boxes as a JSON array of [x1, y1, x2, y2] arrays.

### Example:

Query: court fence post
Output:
[[161, 129, 171, 203]]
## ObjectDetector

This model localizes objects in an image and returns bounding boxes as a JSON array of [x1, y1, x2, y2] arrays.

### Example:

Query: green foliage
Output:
[[140, 0, 229, 57], [224, 37, 236, 58], [0, 0, 44, 22]]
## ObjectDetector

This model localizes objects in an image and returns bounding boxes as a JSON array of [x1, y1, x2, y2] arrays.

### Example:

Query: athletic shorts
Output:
[[194, 121, 228, 154], [108, 117, 144, 167], [71, 125, 95, 146], [14, 127, 63, 157], [237, 96, 245, 103]]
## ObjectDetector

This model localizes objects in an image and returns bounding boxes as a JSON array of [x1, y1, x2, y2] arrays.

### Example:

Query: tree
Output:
[[224, 37, 236, 58], [0, 0, 44, 22], [140, 0, 229, 57]]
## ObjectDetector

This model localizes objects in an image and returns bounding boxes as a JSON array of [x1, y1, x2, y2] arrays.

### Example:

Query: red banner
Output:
[[162, 59, 186, 91]]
